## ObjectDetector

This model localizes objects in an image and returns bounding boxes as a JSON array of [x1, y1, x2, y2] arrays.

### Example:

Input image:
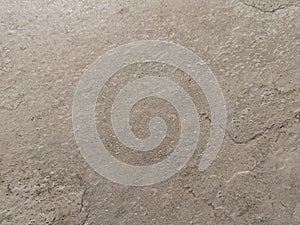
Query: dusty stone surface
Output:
[[0, 0, 299, 224]]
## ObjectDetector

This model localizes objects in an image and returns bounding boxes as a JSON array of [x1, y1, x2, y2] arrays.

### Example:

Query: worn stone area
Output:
[[0, 0, 299, 224]]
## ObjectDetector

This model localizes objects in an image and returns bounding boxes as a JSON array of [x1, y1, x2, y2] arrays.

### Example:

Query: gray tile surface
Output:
[[0, 0, 299, 224]]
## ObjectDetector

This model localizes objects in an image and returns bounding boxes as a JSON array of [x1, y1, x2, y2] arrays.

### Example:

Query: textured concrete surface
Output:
[[1, 0, 300, 224]]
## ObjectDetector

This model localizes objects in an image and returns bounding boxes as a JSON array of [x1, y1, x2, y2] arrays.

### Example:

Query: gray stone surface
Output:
[[0, 0, 299, 224]]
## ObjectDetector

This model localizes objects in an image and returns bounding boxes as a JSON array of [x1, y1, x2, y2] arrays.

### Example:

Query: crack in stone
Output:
[[226, 112, 300, 144], [78, 189, 90, 225], [79, 189, 86, 213], [80, 213, 90, 225], [240, 0, 299, 13]]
